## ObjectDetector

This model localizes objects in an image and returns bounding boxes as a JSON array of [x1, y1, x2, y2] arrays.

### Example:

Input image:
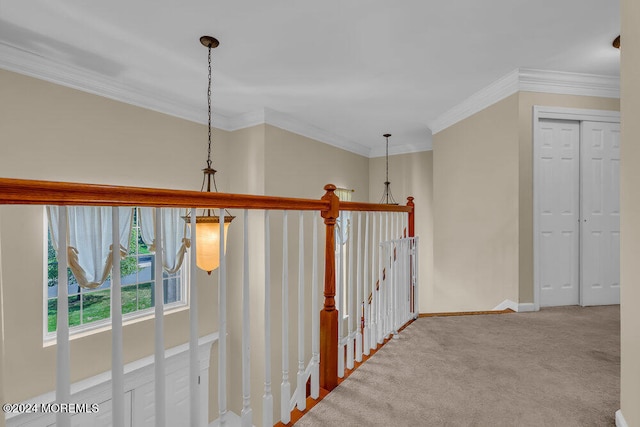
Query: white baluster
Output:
[[263, 211, 273, 427], [391, 214, 396, 333], [189, 209, 201, 427], [399, 234, 403, 329], [414, 236, 420, 319], [387, 215, 392, 338], [398, 213, 406, 324], [371, 212, 378, 350], [310, 214, 320, 399], [281, 211, 291, 424], [401, 213, 406, 319], [111, 207, 124, 427], [378, 212, 384, 344], [363, 212, 371, 356], [219, 209, 227, 425], [407, 238, 411, 322], [355, 212, 363, 363], [397, 214, 402, 330], [392, 214, 398, 338], [346, 209, 354, 370], [241, 210, 252, 427], [337, 217, 345, 378], [296, 211, 306, 410], [405, 238, 410, 323], [154, 208, 166, 427], [382, 239, 387, 339], [56, 206, 71, 427], [404, 211, 408, 238]]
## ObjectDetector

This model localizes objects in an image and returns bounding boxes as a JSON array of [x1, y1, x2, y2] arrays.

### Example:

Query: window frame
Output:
[[42, 207, 190, 343]]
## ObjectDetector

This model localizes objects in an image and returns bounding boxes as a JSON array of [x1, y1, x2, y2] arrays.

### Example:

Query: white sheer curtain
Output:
[[47, 206, 133, 289], [335, 188, 352, 245], [138, 208, 190, 274]]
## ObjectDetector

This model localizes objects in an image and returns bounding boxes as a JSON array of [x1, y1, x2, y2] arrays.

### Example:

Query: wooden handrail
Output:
[[0, 178, 412, 213], [0, 178, 329, 210], [338, 201, 412, 213]]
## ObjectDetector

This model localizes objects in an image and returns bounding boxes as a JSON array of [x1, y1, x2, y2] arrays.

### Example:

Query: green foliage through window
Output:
[[46, 208, 184, 334]]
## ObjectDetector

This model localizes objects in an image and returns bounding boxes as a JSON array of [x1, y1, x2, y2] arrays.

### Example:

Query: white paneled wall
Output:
[[6, 335, 216, 427]]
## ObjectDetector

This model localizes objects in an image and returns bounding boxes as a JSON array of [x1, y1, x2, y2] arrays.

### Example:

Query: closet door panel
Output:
[[537, 119, 581, 307], [581, 121, 621, 306]]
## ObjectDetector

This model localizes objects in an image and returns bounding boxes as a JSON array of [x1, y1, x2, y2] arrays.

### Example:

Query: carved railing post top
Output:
[[321, 184, 339, 221], [407, 196, 414, 203]]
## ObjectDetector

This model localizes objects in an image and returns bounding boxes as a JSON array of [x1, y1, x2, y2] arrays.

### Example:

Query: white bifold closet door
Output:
[[537, 119, 620, 307], [538, 119, 581, 307], [580, 121, 621, 306]]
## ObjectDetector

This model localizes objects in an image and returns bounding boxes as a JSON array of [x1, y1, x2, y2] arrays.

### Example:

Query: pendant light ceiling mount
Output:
[[200, 36, 219, 49], [613, 35, 620, 49]]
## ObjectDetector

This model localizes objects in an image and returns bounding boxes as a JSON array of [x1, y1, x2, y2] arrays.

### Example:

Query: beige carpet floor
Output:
[[297, 306, 620, 427]]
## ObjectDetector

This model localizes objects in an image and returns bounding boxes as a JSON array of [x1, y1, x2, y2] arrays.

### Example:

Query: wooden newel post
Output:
[[407, 196, 415, 238], [320, 184, 339, 391]]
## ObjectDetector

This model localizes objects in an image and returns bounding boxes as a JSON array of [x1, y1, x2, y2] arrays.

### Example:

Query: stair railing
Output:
[[0, 178, 414, 426]]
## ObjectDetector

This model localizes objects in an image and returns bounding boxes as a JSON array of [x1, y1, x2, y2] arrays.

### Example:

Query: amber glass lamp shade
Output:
[[192, 215, 232, 274]]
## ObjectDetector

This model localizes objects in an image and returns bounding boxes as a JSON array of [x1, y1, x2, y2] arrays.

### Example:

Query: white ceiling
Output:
[[0, 1, 620, 157]]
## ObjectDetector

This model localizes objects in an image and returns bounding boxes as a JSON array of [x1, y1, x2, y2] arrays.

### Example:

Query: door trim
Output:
[[532, 106, 620, 311]]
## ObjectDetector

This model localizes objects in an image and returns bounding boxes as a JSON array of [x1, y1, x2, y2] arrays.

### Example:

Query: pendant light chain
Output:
[[386, 135, 389, 186], [379, 133, 397, 205], [207, 45, 213, 169]]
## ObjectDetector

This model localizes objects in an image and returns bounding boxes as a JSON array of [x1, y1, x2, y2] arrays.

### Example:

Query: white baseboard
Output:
[[493, 299, 518, 311], [492, 300, 537, 313], [616, 410, 628, 427], [517, 303, 536, 312]]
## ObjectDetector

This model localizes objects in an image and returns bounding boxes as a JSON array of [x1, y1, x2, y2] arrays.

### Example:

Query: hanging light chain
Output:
[[207, 45, 213, 169], [380, 133, 397, 204], [385, 135, 390, 184]]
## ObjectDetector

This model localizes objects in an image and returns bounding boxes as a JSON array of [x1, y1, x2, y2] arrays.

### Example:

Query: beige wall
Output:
[[620, 0, 640, 424], [433, 94, 520, 311], [517, 92, 620, 303], [264, 125, 370, 199], [368, 151, 433, 313], [432, 91, 620, 312], [0, 68, 238, 419]]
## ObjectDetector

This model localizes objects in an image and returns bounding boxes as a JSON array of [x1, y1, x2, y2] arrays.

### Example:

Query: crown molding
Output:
[[263, 108, 372, 157], [0, 42, 372, 156], [429, 69, 520, 136], [0, 41, 212, 126], [519, 68, 620, 99], [221, 110, 267, 131], [3, 41, 618, 157], [219, 108, 373, 157], [369, 140, 432, 158], [429, 68, 620, 135]]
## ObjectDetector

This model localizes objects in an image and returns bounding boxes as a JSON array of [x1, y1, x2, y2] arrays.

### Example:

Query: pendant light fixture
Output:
[[379, 133, 398, 205], [185, 35, 234, 274]]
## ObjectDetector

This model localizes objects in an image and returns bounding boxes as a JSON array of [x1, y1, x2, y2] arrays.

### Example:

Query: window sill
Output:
[[43, 303, 189, 347]]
